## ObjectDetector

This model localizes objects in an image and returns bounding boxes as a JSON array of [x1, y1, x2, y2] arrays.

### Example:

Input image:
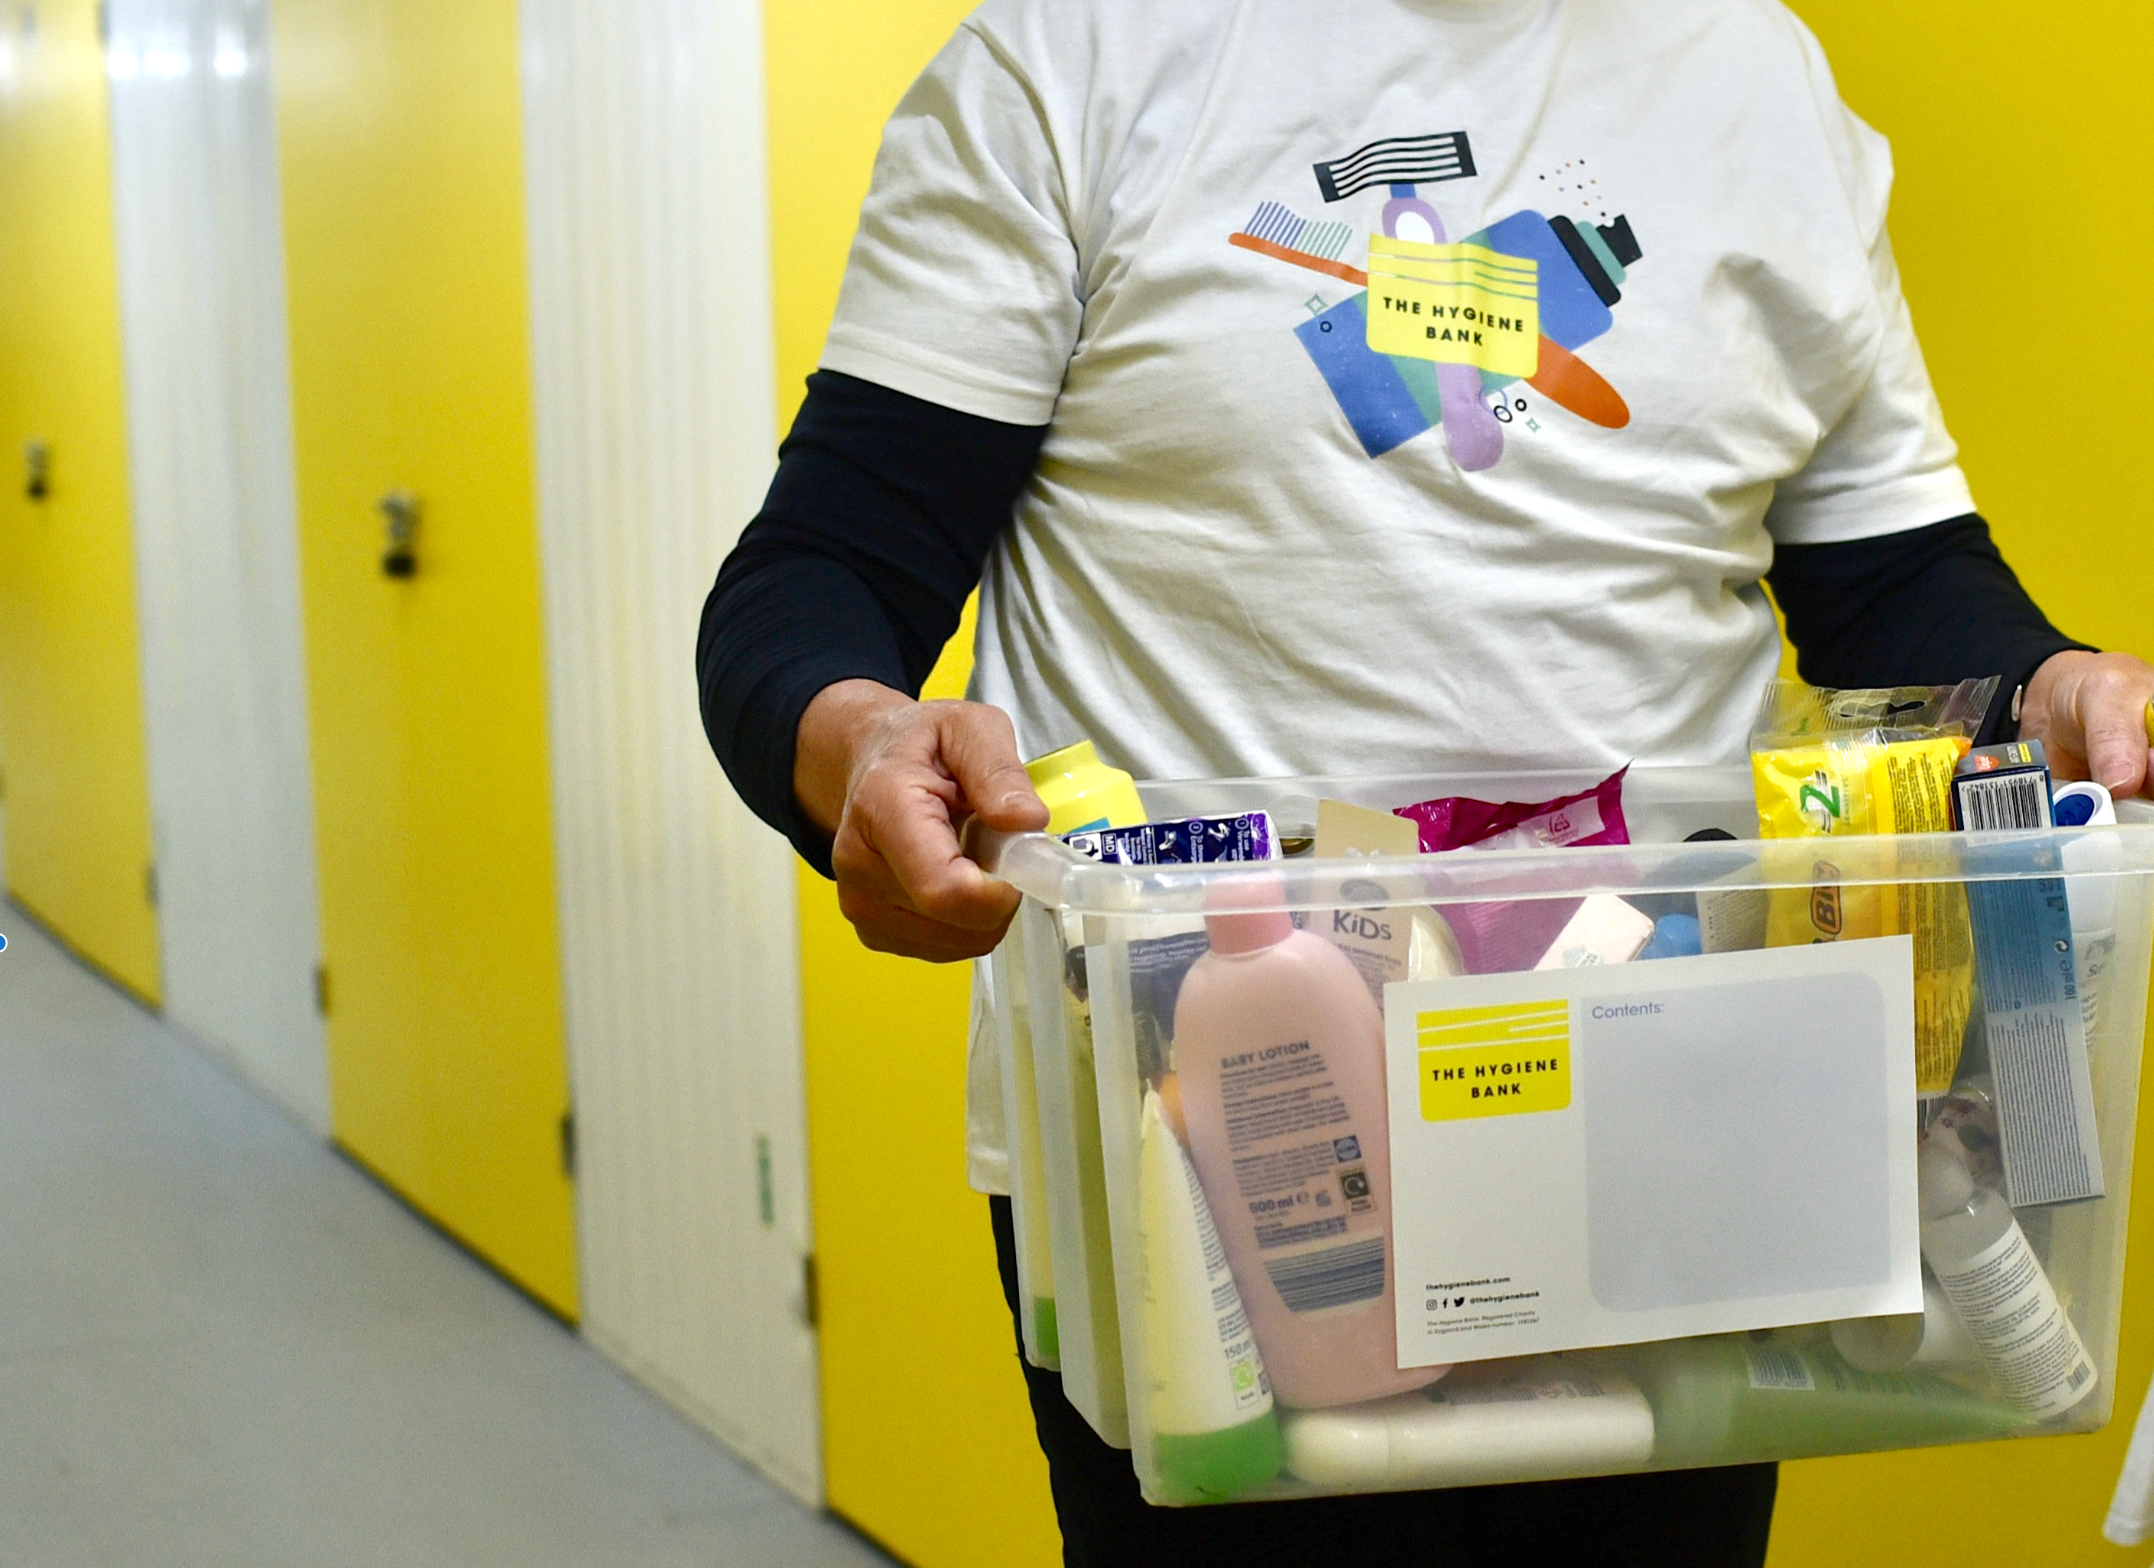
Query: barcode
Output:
[[1744, 1346, 1816, 1391], [1265, 1236, 1385, 1313], [1958, 771, 2049, 831], [2068, 1360, 2093, 1391]]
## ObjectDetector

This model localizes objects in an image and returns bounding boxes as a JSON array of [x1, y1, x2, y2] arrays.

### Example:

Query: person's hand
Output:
[[794, 679, 1049, 960], [2020, 650, 2154, 799]]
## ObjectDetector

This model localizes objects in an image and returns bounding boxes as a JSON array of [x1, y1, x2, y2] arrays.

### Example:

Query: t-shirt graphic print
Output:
[[1232, 129, 1641, 467]]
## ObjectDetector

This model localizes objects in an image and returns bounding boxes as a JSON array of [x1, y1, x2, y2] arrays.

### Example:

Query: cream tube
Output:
[[1281, 1359, 1655, 1489], [1408, 908, 1464, 979], [1138, 1090, 1284, 1504], [1829, 1278, 1979, 1373]]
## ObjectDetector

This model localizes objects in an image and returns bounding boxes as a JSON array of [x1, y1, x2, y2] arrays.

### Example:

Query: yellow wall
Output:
[[0, 0, 161, 1001], [273, 0, 578, 1315], [766, 6, 1061, 1564], [1769, 8, 2154, 1566]]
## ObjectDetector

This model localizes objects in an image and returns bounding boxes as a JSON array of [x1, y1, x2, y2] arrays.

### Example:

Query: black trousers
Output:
[[990, 1197, 1777, 1568]]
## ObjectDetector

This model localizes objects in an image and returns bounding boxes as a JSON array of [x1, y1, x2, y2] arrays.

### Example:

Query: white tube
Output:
[[1408, 908, 1463, 979], [1830, 1279, 1978, 1372], [1282, 1359, 1655, 1488]]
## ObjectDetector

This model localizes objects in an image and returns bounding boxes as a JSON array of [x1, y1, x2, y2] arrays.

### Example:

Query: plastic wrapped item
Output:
[[1396, 765, 1630, 853], [1397, 768, 1635, 973], [1750, 680, 1996, 1094], [979, 765, 2154, 1503]]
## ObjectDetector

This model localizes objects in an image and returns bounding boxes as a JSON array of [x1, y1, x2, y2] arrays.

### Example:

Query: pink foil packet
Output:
[[1394, 765, 1631, 853], [1396, 767, 1632, 974]]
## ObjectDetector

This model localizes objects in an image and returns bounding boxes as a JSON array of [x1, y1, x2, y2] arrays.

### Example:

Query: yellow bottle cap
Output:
[[1025, 740, 1103, 788]]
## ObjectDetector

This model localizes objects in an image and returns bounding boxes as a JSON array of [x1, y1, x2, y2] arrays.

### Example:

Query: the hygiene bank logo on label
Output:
[[1417, 1000, 1571, 1121]]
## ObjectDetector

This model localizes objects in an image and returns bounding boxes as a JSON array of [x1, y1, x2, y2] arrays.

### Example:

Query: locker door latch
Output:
[[377, 490, 420, 578]]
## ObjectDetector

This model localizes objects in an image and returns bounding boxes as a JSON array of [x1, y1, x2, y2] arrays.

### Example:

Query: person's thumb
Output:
[[938, 703, 1050, 832]]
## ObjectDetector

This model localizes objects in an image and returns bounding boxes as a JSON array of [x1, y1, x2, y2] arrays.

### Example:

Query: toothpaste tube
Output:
[[2055, 782, 2121, 1043], [1952, 744, 2103, 1206], [1064, 811, 1276, 866]]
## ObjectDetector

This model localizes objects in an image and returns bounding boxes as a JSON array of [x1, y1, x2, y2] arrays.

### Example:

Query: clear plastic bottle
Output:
[[1918, 1143, 2097, 1418]]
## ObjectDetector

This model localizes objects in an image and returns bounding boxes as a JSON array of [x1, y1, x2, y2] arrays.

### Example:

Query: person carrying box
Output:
[[699, 0, 2154, 1560]]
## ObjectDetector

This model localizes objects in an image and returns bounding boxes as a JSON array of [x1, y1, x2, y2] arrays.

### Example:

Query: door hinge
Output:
[[801, 1253, 819, 1329], [314, 963, 331, 1016], [559, 1108, 576, 1179], [143, 862, 159, 908]]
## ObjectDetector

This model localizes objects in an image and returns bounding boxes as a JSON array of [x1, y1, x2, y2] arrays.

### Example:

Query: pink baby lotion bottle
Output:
[[1172, 879, 1445, 1409]]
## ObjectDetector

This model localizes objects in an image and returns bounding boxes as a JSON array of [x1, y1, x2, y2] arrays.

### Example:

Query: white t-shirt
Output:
[[819, 0, 1974, 1193]]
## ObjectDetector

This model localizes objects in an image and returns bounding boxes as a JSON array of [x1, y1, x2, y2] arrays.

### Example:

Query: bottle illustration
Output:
[[1917, 1143, 2098, 1419], [1172, 878, 1444, 1408], [1138, 1090, 1284, 1504]]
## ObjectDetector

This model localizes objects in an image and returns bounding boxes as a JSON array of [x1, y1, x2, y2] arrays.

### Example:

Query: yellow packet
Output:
[[1751, 680, 1993, 1096]]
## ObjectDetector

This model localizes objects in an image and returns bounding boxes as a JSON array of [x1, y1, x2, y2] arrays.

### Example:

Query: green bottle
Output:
[[1636, 1335, 2030, 1468], [1138, 1090, 1283, 1504]]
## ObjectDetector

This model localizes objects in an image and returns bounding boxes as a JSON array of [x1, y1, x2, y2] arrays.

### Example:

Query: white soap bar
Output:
[[1533, 894, 1655, 971], [1281, 1359, 1656, 1489]]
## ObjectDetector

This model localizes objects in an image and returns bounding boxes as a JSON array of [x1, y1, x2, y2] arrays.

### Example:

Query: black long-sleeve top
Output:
[[700, 370, 2086, 875]]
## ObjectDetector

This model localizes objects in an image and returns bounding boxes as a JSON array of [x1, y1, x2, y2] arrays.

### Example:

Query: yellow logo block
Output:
[[1417, 1000, 1572, 1121], [1364, 236, 1540, 377]]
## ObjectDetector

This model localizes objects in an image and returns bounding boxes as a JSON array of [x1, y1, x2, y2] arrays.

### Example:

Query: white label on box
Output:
[[1386, 937, 1922, 1367]]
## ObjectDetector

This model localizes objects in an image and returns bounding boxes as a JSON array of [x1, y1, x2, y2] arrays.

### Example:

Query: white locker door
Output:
[[106, 0, 327, 1128], [520, 0, 821, 1502]]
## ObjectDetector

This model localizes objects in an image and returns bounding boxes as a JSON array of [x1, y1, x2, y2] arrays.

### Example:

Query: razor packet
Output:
[[1750, 679, 1994, 1095]]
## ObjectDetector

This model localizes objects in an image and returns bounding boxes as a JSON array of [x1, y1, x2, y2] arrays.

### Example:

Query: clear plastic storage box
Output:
[[983, 766, 2154, 1506]]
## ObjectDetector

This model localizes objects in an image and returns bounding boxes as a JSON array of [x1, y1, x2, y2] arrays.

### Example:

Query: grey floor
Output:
[[0, 910, 898, 1568]]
